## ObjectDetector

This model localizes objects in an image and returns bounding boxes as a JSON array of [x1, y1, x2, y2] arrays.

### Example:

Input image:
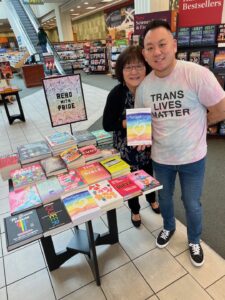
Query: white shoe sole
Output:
[[156, 240, 169, 248], [190, 255, 204, 267]]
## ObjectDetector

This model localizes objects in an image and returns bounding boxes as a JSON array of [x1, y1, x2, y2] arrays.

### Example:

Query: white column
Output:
[[55, 6, 73, 41], [134, 0, 170, 14]]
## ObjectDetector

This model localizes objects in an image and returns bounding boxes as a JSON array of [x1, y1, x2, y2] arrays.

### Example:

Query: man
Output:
[[135, 20, 225, 267], [37, 26, 48, 53]]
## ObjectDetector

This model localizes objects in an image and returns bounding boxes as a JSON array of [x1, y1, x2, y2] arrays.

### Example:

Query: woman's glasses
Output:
[[123, 64, 145, 72]]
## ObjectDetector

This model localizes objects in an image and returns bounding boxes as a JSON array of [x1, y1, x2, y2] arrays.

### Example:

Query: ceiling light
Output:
[[72, 13, 79, 16], [86, 6, 96, 9], [77, 5, 81, 8], [101, 0, 113, 2], [84, 2, 89, 4], [70, 9, 74, 11]]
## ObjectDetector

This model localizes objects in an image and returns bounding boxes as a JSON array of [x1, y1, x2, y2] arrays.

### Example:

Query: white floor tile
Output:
[[0, 258, 5, 288], [206, 276, 225, 299], [0, 287, 7, 300], [63, 282, 105, 300]]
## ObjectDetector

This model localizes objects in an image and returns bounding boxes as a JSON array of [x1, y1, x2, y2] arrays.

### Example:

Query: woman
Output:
[[103, 46, 160, 228]]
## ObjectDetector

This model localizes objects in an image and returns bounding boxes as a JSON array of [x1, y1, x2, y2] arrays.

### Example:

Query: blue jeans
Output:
[[152, 158, 206, 244], [40, 43, 47, 53]]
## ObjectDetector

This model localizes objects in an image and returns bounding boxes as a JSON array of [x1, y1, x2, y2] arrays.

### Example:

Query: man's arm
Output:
[[207, 97, 225, 125]]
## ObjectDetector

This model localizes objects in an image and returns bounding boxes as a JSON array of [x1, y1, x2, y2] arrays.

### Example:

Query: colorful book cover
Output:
[[109, 176, 142, 199], [36, 177, 63, 204], [177, 27, 190, 46], [189, 51, 201, 64], [73, 130, 96, 143], [0, 153, 19, 169], [177, 52, 188, 61], [217, 24, 225, 43], [40, 157, 67, 175], [91, 129, 112, 141], [200, 50, 214, 69], [126, 108, 152, 146], [214, 50, 225, 69], [100, 156, 130, 175], [127, 170, 163, 192], [37, 199, 72, 237], [79, 145, 102, 160], [9, 185, 42, 215], [62, 190, 101, 225], [17, 141, 51, 163], [190, 26, 203, 46], [45, 132, 75, 147], [88, 180, 123, 210], [4, 210, 43, 251], [58, 169, 87, 193], [202, 25, 216, 45], [10, 163, 46, 190], [76, 162, 111, 184], [60, 146, 81, 164]]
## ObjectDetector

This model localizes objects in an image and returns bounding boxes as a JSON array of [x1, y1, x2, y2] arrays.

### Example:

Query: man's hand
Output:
[[207, 97, 225, 125]]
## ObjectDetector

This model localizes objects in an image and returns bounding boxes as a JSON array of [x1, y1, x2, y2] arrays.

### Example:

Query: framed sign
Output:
[[43, 74, 87, 127]]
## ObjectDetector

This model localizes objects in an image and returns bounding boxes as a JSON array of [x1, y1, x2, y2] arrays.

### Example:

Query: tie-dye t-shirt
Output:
[[135, 60, 225, 165]]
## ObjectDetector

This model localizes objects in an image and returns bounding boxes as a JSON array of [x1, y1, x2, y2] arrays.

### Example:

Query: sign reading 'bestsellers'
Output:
[[178, 0, 225, 27]]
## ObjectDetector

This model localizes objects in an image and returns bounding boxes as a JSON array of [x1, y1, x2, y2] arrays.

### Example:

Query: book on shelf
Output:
[[88, 180, 123, 212], [202, 25, 216, 45], [73, 130, 96, 147], [177, 52, 188, 61], [177, 27, 190, 46], [190, 26, 203, 46], [40, 156, 67, 177], [36, 177, 63, 204], [37, 199, 72, 237], [79, 145, 102, 162], [200, 50, 214, 69], [10, 163, 46, 190], [62, 190, 102, 226], [214, 50, 225, 69], [60, 145, 85, 169], [4, 209, 43, 251], [9, 185, 42, 215], [126, 108, 152, 146], [109, 176, 142, 201], [58, 169, 87, 193], [189, 51, 201, 64], [100, 155, 130, 178], [127, 170, 163, 194], [217, 24, 225, 43], [17, 140, 52, 165], [0, 153, 21, 181], [76, 161, 111, 185]]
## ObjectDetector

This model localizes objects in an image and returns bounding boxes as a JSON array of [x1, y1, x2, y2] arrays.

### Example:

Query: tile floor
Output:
[[0, 85, 225, 300]]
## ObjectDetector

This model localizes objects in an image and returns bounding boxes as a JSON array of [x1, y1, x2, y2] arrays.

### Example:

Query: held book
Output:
[[10, 163, 46, 190], [127, 170, 163, 194], [109, 176, 142, 201], [88, 180, 123, 212], [36, 177, 63, 204], [37, 199, 72, 237], [9, 185, 42, 215], [126, 108, 152, 146], [62, 190, 102, 226], [4, 209, 43, 251], [76, 162, 111, 184]]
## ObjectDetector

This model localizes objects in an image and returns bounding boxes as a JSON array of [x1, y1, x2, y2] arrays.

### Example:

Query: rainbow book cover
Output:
[[126, 108, 152, 146]]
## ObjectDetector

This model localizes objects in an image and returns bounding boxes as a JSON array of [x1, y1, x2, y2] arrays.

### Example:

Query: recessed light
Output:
[[72, 13, 80, 16], [86, 6, 96, 9], [84, 2, 89, 4], [70, 9, 74, 11], [77, 5, 81, 8], [101, 0, 113, 2]]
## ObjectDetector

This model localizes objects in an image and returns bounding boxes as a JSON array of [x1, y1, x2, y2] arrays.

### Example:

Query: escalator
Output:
[[2, 0, 65, 75]]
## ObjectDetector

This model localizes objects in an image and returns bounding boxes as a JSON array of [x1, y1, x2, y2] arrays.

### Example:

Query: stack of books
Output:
[[91, 130, 113, 147], [109, 176, 142, 201], [45, 131, 76, 156], [40, 156, 67, 177], [0, 153, 21, 181], [100, 156, 130, 178], [17, 141, 52, 165], [100, 147, 120, 159], [88, 180, 123, 212], [62, 190, 102, 226], [58, 169, 87, 194], [36, 177, 63, 204], [79, 145, 102, 163], [9, 185, 42, 215], [76, 162, 111, 185], [10, 163, 46, 190], [127, 170, 163, 194], [73, 130, 96, 147], [60, 145, 85, 169]]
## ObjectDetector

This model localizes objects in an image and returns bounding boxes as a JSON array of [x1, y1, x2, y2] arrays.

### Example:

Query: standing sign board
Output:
[[43, 74, 87, 128]]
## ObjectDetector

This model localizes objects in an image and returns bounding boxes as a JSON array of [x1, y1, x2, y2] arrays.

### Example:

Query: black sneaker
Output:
[[189, 243, 204, 267], [156, 229, 175, 248]]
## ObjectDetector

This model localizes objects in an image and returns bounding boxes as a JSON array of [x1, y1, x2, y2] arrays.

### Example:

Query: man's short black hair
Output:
[[143, 20, 172, 40]]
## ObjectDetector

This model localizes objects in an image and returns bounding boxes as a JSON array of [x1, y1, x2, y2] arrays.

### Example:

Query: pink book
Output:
[[79, 145, 102, 161], [9, 185, 42, 215], [58, 169, 87, 193], [76, 162, 111, 185], [109, 176, 142, 200], [0, 153, 19, 169], [127, 170, 162, 192]]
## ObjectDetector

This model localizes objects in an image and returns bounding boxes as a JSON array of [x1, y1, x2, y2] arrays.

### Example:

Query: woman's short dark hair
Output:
[[115, 45, 151, 83]]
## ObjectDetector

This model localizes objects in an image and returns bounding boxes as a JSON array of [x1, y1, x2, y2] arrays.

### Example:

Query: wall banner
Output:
[[178, 0, 225, 27], [43, 74, 87, 127], [134, 11, 172, 35]]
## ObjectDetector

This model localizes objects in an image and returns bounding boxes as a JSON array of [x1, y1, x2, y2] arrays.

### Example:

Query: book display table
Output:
[[8, 179, 118, 286], [0, 88, 25, 125]]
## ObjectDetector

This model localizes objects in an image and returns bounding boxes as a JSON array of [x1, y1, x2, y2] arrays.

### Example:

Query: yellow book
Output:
[[100, 156, 130, 175]]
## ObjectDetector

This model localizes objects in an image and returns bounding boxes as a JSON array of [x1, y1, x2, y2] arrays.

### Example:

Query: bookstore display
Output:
[[177, 24, 225, 136], [1, 129, 163, 255], [89, 46, 108, 73], [110, 45, 127, 76]]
